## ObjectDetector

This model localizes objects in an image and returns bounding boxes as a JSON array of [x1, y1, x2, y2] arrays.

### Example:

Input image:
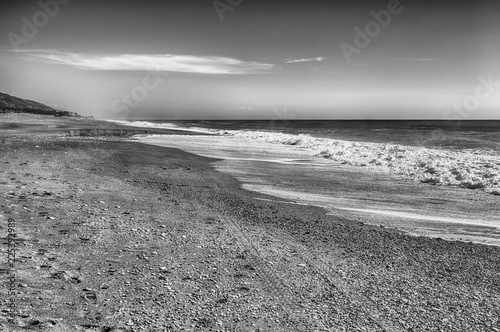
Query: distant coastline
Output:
[[0, 107, 85, 118], [0, 91, 86, 118]]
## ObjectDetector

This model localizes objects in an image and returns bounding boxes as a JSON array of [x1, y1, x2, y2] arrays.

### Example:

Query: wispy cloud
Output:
[[285, 57, 326, 64], [236, 106, 254, 111], [13, 50, 274, 74], [394, 58, 440, 62]]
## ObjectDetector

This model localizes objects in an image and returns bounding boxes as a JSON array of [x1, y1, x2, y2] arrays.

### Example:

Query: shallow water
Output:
[[111, 120, 500, 195], [134, 134, 500, 247], [150, 119, 500, 152]]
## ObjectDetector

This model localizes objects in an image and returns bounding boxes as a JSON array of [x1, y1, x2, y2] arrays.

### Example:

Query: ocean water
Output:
[[109, 119, 500, 246], [113, 120, 500, 195], [168, 120, 500, 152]]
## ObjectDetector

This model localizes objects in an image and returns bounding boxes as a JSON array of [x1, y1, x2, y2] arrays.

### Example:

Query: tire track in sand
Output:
[[219, 214, 328, 332], [219, 214, 405, 332]]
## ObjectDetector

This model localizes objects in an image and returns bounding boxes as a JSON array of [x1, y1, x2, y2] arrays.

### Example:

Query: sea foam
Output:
[[203, 129, 500, 196], [108, 120, 500, 196]]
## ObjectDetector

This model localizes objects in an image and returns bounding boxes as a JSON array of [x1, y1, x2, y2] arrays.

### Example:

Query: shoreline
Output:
[[106, 119, 500, 197], [1, 114, 500, 331], [135, 133, 500, 247]]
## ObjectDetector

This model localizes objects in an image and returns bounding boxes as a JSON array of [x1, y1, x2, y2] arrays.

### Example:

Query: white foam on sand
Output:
[[245, 185, 499, 228], [245, 184, 500, 246], [134, 132, 500, 246], [200, 128, 500, 196], [332, 207, 496, 227], [114, 120, 500, 195]]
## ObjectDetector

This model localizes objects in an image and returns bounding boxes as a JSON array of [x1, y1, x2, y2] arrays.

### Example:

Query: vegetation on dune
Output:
[[0, 92, 84, 118]]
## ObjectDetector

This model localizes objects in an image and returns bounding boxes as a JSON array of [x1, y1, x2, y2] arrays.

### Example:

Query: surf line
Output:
[[329, 207, 499, 228]]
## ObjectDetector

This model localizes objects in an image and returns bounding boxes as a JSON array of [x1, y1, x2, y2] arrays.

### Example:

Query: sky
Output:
[[0, 0, 499, 119]]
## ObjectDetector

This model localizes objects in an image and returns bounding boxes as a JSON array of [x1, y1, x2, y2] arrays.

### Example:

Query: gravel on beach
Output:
[[0, 115, 499, 332]]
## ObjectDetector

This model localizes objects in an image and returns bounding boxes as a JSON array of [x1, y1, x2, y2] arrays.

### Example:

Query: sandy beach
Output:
[[1, 114, 500, 332]]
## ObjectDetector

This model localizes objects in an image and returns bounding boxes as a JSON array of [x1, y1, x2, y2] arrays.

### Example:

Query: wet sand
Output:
[[137, 134, 500, 246], [1, 114, 499, 331]]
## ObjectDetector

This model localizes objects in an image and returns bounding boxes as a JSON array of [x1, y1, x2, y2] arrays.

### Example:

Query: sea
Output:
[[109, 119, 500, 246], [171, 120, 500, 152]]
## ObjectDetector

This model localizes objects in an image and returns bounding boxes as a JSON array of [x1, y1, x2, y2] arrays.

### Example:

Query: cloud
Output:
[[394, 58, 440, 62], [285, 57, 326, 64], [13, 50, 274, 75], [236, 106, 254, 111]]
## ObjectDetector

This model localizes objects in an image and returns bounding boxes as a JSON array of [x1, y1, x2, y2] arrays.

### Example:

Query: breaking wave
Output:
[[108, 120, 500, 196]]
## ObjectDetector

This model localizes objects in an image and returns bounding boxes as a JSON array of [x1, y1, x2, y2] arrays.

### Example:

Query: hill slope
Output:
[[0, 92, 81, 117]]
